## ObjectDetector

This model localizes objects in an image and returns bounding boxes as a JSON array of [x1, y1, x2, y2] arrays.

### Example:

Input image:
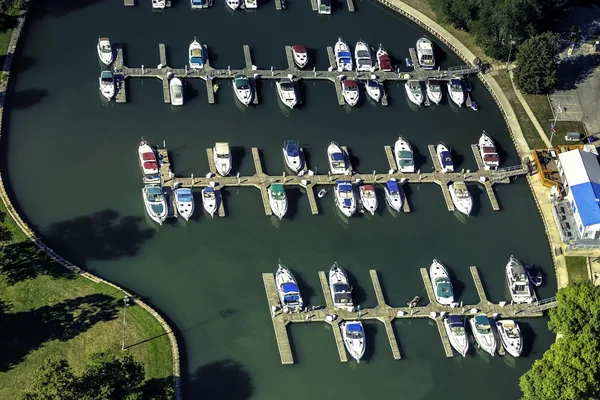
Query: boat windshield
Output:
[[145, 187, 162, 202], [191, 48, 202, 57], [450, 326, 465, 336], [477, 324, 491, 335], [505, 326, 520, 339], [450, 80, 462, 91], [280, 82, 293, 91], [475, 316, 491, 334], [344, 84, 358, 92], [203, 191, 215, 199], [428, 80, 440, 91], [410, 84, 421, 94], [176, 191, 193, 202], [346, 324, 363, 339], [235, 78, 249, 90], [362, 187, 375, 198], [150, 203, 164, 214], [356, 50, 371, 59], [333, 283, 351, 293], [100, 46, 111, 54]]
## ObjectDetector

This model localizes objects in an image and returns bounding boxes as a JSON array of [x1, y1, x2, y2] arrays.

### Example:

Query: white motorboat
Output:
[[449, 182, 473, 216], [318, 189, 327, 198], [394, 137, 415, 173], [376, 45, 392, 71], [99, 71, 115, 100], [175, 188, 194, 221], [202, 186, 218, 217], [276, 77, 298, 109], [189, 39, 205, 70], [365, 79, 382, 102], [138, 140, 159, 178], [354, 40, 373, 72], [244, 0, 257, 8], [426, 79, 442, 104], [329, 262, 354, 311], [334, 180, 356, 217], [341, 321, 366, 362], [436, 144, 454, 173], [292, 45, 308, 68], [97, 37, 113, 65], [359, 184, 377, 215], [478, 131, 500, 170], [469, 315, 496, 356], [282, 140, 303, 172], [152, 0, 166, 9], [506, 255, 534, 304], [268, 184, 288, 220], [334, 38, 353, 72], [444, 316, 469, 357], [170, 77, 183, 106], [496, 320, 523, 357], [416, 37, 435, 69], [276, 262, 304, 312], [430, 259, 454, 306], [447, 78, 465, 106], [191, 0, 210, 8], [327, 142, 348, 175], [405, 80, 423, 106], [317, 0, 331, 14], [142, 184, 167, 225], [225, 0, 239, 10], [384, 179, 403, 212], [233, 75, 253, 106], [213, 142, 232, 176], [341, 79, 359, 106]]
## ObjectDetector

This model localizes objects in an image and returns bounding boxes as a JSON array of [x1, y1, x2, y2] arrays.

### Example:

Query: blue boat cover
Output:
[[447, 316, 463, 327], [347, 323, 363, 332], [332, 152, 344, 161], [285, 142, 299, 157], [343, 198, 352, 206], [440, 151, 453, 167], [176, 189, 193, 201], [281, 283, 298, 293], [203, 186, 214, 193], [284, 295, 299, 302], [386, 180, 399, 192], [191, 56, 204, 65], [475, 315, 489, 326], [337, 51, 351, 58], [451, 78, 462, 85], [192, 0, 204, 4], [337, 182, 352, 191]]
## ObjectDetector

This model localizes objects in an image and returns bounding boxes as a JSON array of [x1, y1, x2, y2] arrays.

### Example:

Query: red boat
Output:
[[376, 45, 392, 72], [292, 45, 308, 69]]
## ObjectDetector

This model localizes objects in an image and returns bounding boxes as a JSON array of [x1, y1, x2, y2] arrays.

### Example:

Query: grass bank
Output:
[[565, 256, 589, 283]]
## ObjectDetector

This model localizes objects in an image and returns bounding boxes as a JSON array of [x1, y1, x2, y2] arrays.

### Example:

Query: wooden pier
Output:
[[124, 0, 134, 5], [346, 0, 355, 11], [274, 0, 282, 10], [310, 0, 317, 11]]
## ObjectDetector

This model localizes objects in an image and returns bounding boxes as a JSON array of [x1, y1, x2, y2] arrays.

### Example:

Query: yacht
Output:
[[202, 186, 218, 217], [443, 316, 469, 357], [327, 142, 348, 175], [478, 131, 500, 170], [142, 184, 167, 225], [469, 315, 496, 356], [175, 188, 194, 221], [233, 75, 253, 106], [449, 182, 473, 216], [282, 140, 303, 172], [430, 259, 454, 306], [426, 79, 442, 104], [394, 137, 415, 173], [329, 262, 354, 311], [189, 39, 205, 70], [276, 262, 304, 312], [341, 79, 359, 106], [334, 180, 356, 217], [341, 321, 366, 362], [138, 140, 159, 178], [244, 0, 257, 8], [506, 255, 534, 304], [213, 142, 232, 176], [225, 0, 239, 10], [416, 37, 435, 69], [97, 37, 113, 65], [268, 184, 288, 220], [447, 78, 465, 106], [495, 320, 523, 357], [525, 264, 542, 287], [276, 77, 298, 109], [191, 0, 209, 9], [334, 38, 353, 72], [405, 80, 423, 106], [365, 79, 382, 102], [170, 77, 183, 106], [292, 45, 308, 68], [359, 184, 377, 215], [376, 45, 392, 71], [384, 179, 403, 212], [99, 71, 115, 100], [152, 0, 166, 9], [317, 0, 331, 14], [436, 144, 454, 173], [354, 40, 373, 72]]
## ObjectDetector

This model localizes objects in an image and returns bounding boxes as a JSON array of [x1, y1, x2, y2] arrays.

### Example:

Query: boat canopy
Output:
[[450, 78, 462, 87], [191, 56, 204, 65], [343, 80, 358, 88], [176, 189, 193, 201], [447, 316, 463, 327], [356, 50, 371, 59], [284, 141, 300, 157], [436, 281, 453, 298], [101, 71, 113, 80], [143, 161, 158, 170], [320, 0, 331, 5], [284, 295, 300, 303], [191, 0, 204, 4], [379, 54, 391, 68], [271, 184, 285, 199], [363, 185, 374, 191], [215, 142, 230, 155], [440, 151, 453, 167], [398, 150, 413, 160], [386, 180, 399, 192], [281, 282, 299, 294], [234, 76, 249, 89], [333, 283, 351, 293], [145, 186, 162, 195], [203, 186, 214, 193], [292, 45, 307, 53], [483, 153, 500, 163], [336, 182, 352, 192], [142, 152, 155, 161], [337, 51, 351, 58], [191, 47, 202, 57], [474, 315, 490, 327], [332, 152, 344, 161], [347, 323, 363, 333], [333, 293, 352, 303], [343, 198, 352, 207]]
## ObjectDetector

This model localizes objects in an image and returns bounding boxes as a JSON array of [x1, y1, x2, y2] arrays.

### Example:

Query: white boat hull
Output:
[[327, 143, 347, 175], [354, 41, 374, 72], [293, 52, 308, 68], [430, 259, 454, 306], [449, 184, 472, 216], [175, 198, 194, 221], [268, 190, 288, 220], [283, 150, 302, 172], [99, 79, 115, 100], [444, 318, 469, 357], [469, 318, 496, 356], [359, 188, 378, 215], [142, 191, 167, 225], [426, 85, 442, 104], [341, 322, 366, 362], [366, 81, 382, 102], [276, 264, 303, 312], [496, 320, 523, 357], [385, 189, 403, 212], [405, 82, 423, 106], [447, 82, 465, 106], [334, 190, 356, 217], [170, 78, 184, 106], [214, 149, 232, 177], [335, 39, 353, 72], [394, 138, 415, 173], [276, 81, 297, 109], [329, 264, 354, 311], [202, 190, 218, 217], [97, 42, 113, 66], [226, 0, 239, 9]]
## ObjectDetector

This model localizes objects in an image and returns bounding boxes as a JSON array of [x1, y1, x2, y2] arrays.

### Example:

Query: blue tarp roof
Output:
[[332, 152, 344, 161], [281, 283, 298, 293], [571, 182, 600, 226], [285, 142, 299, 157], [440, 151, 453, 167], [190, 56, 204, 64], [347, 323, 363, 332], [386, 180, 399, 191]]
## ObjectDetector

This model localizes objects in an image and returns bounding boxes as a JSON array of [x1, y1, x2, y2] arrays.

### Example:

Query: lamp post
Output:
[[549, 103, 562, 150], [121, 296, 131, 351], [506, 39, 516, 70]]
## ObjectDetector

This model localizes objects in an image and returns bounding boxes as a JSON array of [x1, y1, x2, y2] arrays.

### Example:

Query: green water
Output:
[[3, 0, 556, 398]]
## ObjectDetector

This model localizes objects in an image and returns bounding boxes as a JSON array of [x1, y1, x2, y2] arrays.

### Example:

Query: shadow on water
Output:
[[412, 144, 428, 171], [285, 186, 301, 220], [230, 146, 246, 175], [518, 321, 536, 358], [9, 88, 48, 110], [294, 270, 316, 307], [344, 268, 367, 306], [469, 184, 484, 216], [32, 0, 105, 19], [444, 262, 465, 301], [187, 359, 253, 400], [362, 321, 378, 362]]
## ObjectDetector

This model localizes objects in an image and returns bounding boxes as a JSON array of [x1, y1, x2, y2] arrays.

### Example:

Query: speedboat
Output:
[[170, 77, 183, 106], [276, 77, 298, 109], [384, 179, 403, 212], [202, 186, 218, 217], [292, 45, 308, 68], [138, 140, 159, 178], [282, 140, 303, 172], [175, 188, 194, 221], [268, 184, 288, 220], [449, 182, 473, 216], [359, 184, 377, 215], [341, 79, 359, 106], [317, 0, 331, 14], [405, 80, 423, 106], [444, 316, 469, 357], [430, 259, 454, 306], [329, 262, 354, 311], [469, 315, 496, 356], [189, 39, 205, 70], [226, 0, 239, 10], [495, 320, 523, 357], [447, 78, 465, 106], [341, 321, 366, 362], [436, 144, 454, 173], [354, 40, 373, 72], [191, 0, 208, 8], [478, 131, 500, 170], [213, 142, 232, 176], [327, 142, 348, 175], [152, 0, 166, 9], [276, 262, 304, 312], [525, 264, 542, 287], [233, 75, 253, 106], [99, 71, 115, 100], [97, 37, 113, 65], [376, 45, 392, 71], [244, 0, 257, 8], [335, 38, 353, 72], [365, 79, 382, 102], [334, 180, 356, 217], [142, 184, 167, 225], [506, 255, 534, 304], [426, 79, 442, 104], [416, 37, 435, 69], [394, 137, 415, 173]]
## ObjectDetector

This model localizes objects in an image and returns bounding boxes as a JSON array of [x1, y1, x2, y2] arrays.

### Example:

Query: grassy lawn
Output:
[[565, 256, 589, 283]]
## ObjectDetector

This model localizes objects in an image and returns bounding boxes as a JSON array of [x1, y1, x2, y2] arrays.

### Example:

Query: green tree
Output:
[[21, 359, 79, 400], [513, 32, 559, 94], [548, 281, 600, 335]]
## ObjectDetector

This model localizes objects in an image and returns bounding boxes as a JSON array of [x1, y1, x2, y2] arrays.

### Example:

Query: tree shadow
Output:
[[187, 360, 253, 400], [141, 376, 175, 400], [32, 0, 105, 19], [8, 88, 47, 110], [555, 54, 600, 90]]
